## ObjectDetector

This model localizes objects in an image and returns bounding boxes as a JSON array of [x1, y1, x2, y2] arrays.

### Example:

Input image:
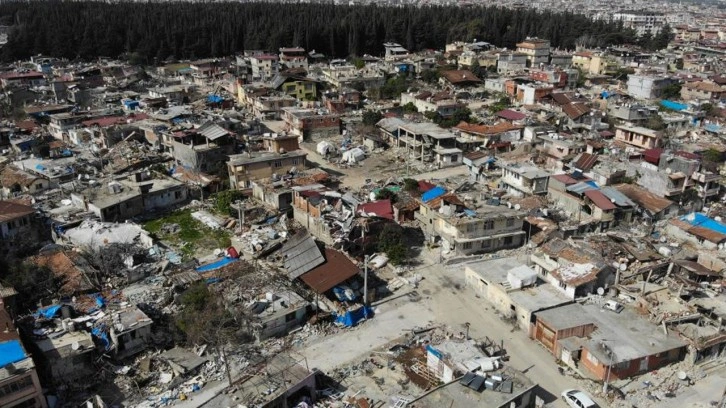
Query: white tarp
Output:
[[317, 141, 335, 156], [342, 147, 365, 163]]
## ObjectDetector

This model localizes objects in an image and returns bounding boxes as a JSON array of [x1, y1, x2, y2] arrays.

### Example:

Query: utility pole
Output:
[[363, 255, 369, 306], [235, 200, 244, 234], [603, 341, 614, 393]]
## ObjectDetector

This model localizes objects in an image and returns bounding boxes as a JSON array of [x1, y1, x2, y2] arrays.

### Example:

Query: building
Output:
[[168, 122, 236, 173], [439, 70, 482, 88], [627, 75, 678, 100], [270, 70, 317, 101], [615, 183, 677, 221], [105, 305, 153, 360], [533, 303, 686, 381], [453, 121, 522, 153], [34, 327, 95, 388], [464, 257, 572, 333], [228, 150, 307, 189], [281, 108, 340, 141], [73, 172, 188, 222], [680, 81, 726, 101], [384, 42, 409, 61], [497, 52, 527, 74], [607, 103, 657, 124], [615, 125, 662, 150], [250, 54, 279, 81], [249, 289, 311, 341], [1, 167, 48, 198], [415, 191, 527, 256], [530, 238, 616, 299], [0, 299, 47, 408], [499, 162, 550, 197], [0, 200, 35, 240], [515, 38, 551, 67], [409, 365, 538, 408], [400, 91, 461, 118], [278, 47, 308, 70], [516, 83, 554, 105], [613, 12, 666, 35]]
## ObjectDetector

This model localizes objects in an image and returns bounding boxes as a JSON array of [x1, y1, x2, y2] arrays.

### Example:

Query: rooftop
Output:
[[228, 150, 307, 166]]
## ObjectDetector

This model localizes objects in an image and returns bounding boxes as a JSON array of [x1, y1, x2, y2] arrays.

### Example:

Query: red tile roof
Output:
[[0, 200, 35, 223], [441, 70, 482, 85], [82, 113, 149, 128], [357, 199, 394, 220], [496, 109, 527, 121], [585, 190, 616, 210]]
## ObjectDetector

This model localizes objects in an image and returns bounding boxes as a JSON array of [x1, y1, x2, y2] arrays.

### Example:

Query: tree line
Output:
[[0, 1, 639, 63]]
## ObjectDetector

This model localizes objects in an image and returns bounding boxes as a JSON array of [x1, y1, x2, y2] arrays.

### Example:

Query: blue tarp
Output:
[[206, 277, 222, 284], [35, 304, 61, 319], [334, 305, 373, 327], [92, 326, 111, 350], [95, 294, 105, 309], [332, 286, 357, 302], [36, 164, 45, 171], [0, 340, 26, 367], [660, 100, 687, 111], [195, 257, 237, 272], [681, 213, 726, 235], [585, 180, 599, 188], [207, 95, 224, 104], [422, 186, 446, 203], [705, 124, 721, 134], [601, 91, 611, 99], [123, 100, 140, 109]]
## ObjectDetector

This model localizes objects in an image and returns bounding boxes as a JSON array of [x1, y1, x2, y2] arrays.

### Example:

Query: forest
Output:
[[0, 1, 641, 63]]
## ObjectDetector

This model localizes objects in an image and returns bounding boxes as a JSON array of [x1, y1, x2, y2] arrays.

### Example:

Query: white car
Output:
[[561, 389, 599, 408]]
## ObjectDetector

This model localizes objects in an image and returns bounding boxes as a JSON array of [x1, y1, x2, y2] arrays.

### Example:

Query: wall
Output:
[[579, 346, 683, 381], [0, 370, 46, 408], [257, 306, 308, 341], [229, 155, 306, 189]]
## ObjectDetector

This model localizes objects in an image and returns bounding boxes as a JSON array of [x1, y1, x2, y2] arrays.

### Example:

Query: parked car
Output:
[[561, 389, 599, 408], [603, 300, 624, 313]]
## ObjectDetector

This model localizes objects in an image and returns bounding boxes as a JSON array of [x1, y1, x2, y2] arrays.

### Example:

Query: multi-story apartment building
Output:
[[515, 38, 551, 68], [228, 150, 307, 189], [612, 12, 666, 35]]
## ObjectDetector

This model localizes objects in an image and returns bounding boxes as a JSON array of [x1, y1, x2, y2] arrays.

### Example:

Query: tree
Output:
[[362, 110, 384, 126], [650, 24, 674, 51], [420, 69, 440, 84], [660, 83, 682, 100], [645, 114, 666, 131], [351, 57, 365, 69], [402, 102, 418, 114], [402, 178, 419, 193], [377, 224, 406, 265], [470, 58, 485, 79], [701, 103, 715, 117], [375, 188, 398, 202], [489, 96, 511, 114], [214, 190, 245, 216]]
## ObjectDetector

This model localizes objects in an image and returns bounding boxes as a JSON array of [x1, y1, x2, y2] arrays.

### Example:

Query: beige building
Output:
[[515, 38, 550, 67], [615, 125, 662, 149], [228, 150, 307, 189], [415, 192, 527, 256]]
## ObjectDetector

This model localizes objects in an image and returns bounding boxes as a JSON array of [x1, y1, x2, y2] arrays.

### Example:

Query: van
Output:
[[561, 389, 599, 408]]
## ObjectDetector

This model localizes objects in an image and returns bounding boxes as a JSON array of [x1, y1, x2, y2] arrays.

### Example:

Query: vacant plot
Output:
[[144, 209, 231, 259]]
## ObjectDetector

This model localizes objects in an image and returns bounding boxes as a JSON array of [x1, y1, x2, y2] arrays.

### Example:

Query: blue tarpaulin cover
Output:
[[0, 340, 26, 367], [207, 95, 224, 104], [681, 213, 726, 235], [332, 286, 357, 302], [92, 325, 111, 350], [422, 186, 446, 202], [36, 304, 61, 319], [334, 305, 373, 327], [195, 257, 237, 272], [660, 100, 687, 111]]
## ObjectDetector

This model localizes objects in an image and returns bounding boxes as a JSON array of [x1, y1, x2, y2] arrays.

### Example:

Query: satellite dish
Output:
[[677, 371, 688, 381], [71, 342, 80, 351], [597, 287, 605, 296], [514, 204, 521, 210]]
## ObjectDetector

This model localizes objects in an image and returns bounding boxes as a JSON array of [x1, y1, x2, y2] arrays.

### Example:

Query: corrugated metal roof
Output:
[[574, 153, 598, 172], [300, 248, 359, 294], [566, 181, 597, 194], [600, 187, 635, 207], [281, 232, 325, 280], [196, 122, 230, 141]]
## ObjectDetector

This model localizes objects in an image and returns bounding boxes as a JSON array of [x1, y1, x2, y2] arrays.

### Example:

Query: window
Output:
[[585, 351, 599, 365], [273, 160, 282, 168], [481, 240, 491, 248], [286, 312, 296, 322], [292, 159, 299, 166], [504, 236, 513, 245], [175, 191, 182, 199], [506, 218, 515, 227], [451, 155, 458, 162], [462, 242, 473, 250], [0, 375, 33, 398], [483, 220, 494, 230]]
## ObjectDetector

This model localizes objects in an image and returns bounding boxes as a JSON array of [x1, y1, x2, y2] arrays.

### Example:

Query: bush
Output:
[[362, 110, 384, 126], [214, 190, 245, 216]]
